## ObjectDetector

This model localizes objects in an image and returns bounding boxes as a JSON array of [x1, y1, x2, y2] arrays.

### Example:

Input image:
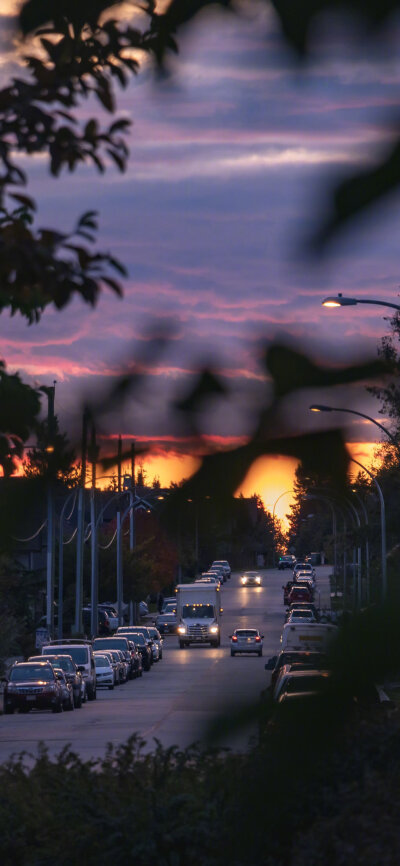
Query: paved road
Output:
[[0, 566, 332, 762]]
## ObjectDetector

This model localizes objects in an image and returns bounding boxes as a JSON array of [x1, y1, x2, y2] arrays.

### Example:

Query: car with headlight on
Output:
[[240, 571, 262, 587], [3, 661, 64, 714], [230, 628, 264, 656], [155, 610, 178, 635], [278, 555, 296, 570]]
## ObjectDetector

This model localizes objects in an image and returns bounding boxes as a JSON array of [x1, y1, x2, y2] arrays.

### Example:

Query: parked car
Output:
[[211, 560, 231, 579], [273, 664, 330, 701], [83, 607, 111, 636], [115, 649, 129, 681], [92, 637, 134, 679], [119, 631, 151, 670], [42, 640, 96, 700], [283, 581, 296, 604], [265, 650, 330, 690], [118, 626, 158, 662], [127, 640, 143, 677], [94, 654, 115, 689], [118, 628, 156, 664], [288, 584, 313, 604], [208, 567, 225, 584], [53, 667, 75, 711], [98, 650, 120, 684], [286, 609, 317, 623], [146, 627, 163, 660], [29, 654, 83, 708], [278, 670, 331, 704], [286, 602, 319, 620], [240, 571, 262, 587], [3, 661, 64, 714], [161, 597, 176, 613], [230, 628, 264, 657]]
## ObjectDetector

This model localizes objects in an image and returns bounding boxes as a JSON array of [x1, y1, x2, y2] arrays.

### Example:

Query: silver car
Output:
[[230, 628, 264, 656]]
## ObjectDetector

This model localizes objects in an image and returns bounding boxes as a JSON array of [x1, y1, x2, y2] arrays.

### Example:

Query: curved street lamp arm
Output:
[[356, 299, 400, 311]]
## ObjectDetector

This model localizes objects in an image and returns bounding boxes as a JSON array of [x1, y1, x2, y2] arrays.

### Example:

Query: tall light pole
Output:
[[310, 404, 399, 454], [322, 293, 400, 312], [272, 490, 294, 567], [351, 458, 387, 603]]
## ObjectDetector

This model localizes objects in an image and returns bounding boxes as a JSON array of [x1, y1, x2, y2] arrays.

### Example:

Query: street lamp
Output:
[[322, 293, 400, 312], [272, 490, 294, 567], [351, 458, 387, 603], [310, 404, 399, 453]]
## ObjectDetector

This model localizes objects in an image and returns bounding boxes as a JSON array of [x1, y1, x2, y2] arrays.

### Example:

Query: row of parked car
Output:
[[2, 625, 164, 714], [265, 561, 336, 705]]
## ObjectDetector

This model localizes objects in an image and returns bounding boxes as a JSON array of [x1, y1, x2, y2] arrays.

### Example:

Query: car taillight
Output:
[[255, 636, 261, 642], [232, 636, 238, 642]]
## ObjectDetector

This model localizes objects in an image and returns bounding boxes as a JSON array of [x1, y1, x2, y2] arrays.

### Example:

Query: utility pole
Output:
[[42, 383, 56, 636], [129, 441, 136, 548], [131, 441, 136, 496], [74, 409, 88, 635], [117, 435, 122, 493], [89, 422, 99, 637]]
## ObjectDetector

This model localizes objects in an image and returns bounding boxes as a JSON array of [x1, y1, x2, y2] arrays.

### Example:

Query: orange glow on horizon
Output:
[[236, 455, 299, 528]]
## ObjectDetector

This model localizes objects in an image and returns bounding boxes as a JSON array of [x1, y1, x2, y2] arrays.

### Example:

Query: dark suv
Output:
[[3, 661, 63, 714], [29, 654, 84, 708]]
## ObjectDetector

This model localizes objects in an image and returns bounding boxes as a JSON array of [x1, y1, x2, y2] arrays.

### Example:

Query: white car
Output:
[[230, 628, 264, 656], [240, 571, 262, 587], [94, 653, 114, 689], [286, 609, 316, 623]]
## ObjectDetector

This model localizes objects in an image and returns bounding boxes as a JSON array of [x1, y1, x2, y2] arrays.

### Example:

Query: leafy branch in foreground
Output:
[[0, 199, 125, 321]]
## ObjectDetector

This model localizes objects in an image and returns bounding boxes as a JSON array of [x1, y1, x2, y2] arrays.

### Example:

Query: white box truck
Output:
[[176, 582, 222, 648]]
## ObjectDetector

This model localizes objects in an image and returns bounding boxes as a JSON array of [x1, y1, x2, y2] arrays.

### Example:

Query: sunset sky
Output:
[[0, 3, 398, 523]]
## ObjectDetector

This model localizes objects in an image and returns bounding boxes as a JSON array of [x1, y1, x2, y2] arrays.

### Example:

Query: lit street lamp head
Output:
[[322, 293, 357, 307], [309, 404, 333, 413]]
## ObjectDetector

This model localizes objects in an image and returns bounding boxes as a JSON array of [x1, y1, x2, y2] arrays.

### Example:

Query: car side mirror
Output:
[[77, 665, 85, 673], [261, 635, 265, 639], [265, 656, 277, 670], [56, 672, 63, 680], [228, 635, 232, 639]]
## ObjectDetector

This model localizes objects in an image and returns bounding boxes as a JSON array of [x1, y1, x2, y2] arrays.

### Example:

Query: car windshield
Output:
[[95, 655, 110, 667], [93, 638, 128, 651], [182, 604, 214, 619], [43, 646, 88, 665], [10, 665, 55, 682], [40, 655, 74, 672], [125, 633, 145, 645], [164, 603, 176, 613], [147, 629, 158, 638], [290, 610, 314, 618], [285, 675, 328, 693], [278, 652, 326, 669], [235, 630, 258, 638]]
